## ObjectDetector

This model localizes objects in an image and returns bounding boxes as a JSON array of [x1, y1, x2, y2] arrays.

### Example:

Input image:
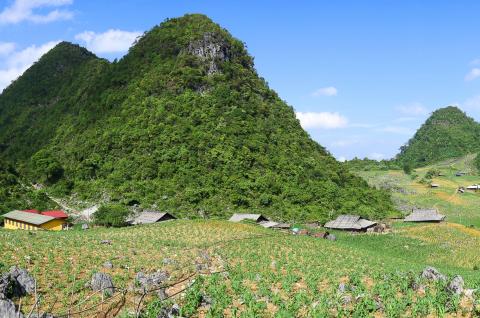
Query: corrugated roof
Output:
[[324, 215, 376, 230], [131, 212, 176, 225], [42, 210, 68, 218], [404, 209, 445, 222], [229, 213, 269, 223], [3, 210, 55, 225]]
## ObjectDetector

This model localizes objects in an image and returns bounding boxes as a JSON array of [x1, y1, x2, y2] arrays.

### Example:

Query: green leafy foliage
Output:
[[93, 204, 131, 227], [475, 154, 480, 173], [0, 14, 395, 222], [0, 159, 56, 213], [344, 157, 401, 171], [397, 106, 480, 167]]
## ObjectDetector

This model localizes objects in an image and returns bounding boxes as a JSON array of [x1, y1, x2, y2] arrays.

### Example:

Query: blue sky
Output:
[[2, 0, 480, 160]]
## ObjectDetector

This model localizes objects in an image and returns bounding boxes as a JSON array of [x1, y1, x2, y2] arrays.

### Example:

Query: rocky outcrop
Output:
[[0, 267, 36, 299], [187, 32, 231, 75], [135, 271, 169, 299]]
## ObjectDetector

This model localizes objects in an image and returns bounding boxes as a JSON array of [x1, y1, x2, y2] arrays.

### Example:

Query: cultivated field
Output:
[[2, 156, 480, 317]]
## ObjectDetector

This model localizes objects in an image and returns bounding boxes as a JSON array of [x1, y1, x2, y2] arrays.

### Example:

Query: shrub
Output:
[[402, 163, 413, 175], [93, 204, 131, 227]]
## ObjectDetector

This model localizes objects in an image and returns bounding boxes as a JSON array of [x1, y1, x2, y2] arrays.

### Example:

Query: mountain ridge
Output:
[[0, 14, 394, 222]]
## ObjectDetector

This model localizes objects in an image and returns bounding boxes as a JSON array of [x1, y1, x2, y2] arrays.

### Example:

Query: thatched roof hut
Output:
[[324, 215, 376, 231], [404, 209, 445, 222]]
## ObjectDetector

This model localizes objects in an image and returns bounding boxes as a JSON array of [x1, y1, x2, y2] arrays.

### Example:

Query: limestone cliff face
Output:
[[187, 32, 232, 74]]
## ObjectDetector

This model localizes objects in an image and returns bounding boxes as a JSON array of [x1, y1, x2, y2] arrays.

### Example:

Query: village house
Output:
[[324, 215, 377, 231], [229, 213, 269, 223], [404, 209, 445, 222], [129, 211, 176, 225], [3, 210, 67, 231]]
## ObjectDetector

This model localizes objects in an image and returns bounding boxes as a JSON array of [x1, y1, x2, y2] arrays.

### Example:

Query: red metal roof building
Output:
[[41, 210, 68, 219]]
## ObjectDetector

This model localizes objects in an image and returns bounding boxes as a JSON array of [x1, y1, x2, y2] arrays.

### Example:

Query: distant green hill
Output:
[[0, 14, 394, 221], [396, 106, 480, 167]]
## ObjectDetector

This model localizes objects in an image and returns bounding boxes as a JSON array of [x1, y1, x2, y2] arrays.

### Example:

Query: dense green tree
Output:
[[93, 204, 131, 227]]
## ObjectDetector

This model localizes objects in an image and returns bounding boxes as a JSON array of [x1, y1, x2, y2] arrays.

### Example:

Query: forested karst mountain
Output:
[[0, 14, 394, 221], [397, 106, 480, 167]]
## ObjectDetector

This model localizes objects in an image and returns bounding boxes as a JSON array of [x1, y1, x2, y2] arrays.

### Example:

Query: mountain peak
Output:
[[397, 106, 480, 166]]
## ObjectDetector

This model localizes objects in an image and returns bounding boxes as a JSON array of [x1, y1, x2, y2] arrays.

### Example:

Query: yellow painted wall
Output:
[[4, 218, 66, 231], [40, 219, 66, 231]]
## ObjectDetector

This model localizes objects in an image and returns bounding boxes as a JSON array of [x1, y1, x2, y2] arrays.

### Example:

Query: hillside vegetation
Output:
[[0, 14, 394, 221], [396, 106, 480, 167], [0, 160, 56, 212]]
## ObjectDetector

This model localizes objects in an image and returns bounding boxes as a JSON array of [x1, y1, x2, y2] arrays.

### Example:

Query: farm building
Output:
[[130, 211, 176, 225], [259, 221, 291, 229], [466, 184, 480, 191], [404, 209, 445, 222], [430, 183, 440, 188], [229, 213, 269, 223], [455, 172, 466, 177], [324, 215, 376, 231], [3, 210, 67, 231]]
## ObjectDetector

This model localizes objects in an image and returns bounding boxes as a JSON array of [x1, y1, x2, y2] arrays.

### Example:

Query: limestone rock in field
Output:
[[91, 272, 115, 296], [2, 267, 36, 297], [0, 299, 23, 318], [447, 275, 464, 295], [421, 266, 446, 281], [325, 234, 337, 241], [0, 274, 13, 299], [156, 303, 180, 318], [135, 271, 169, 299], [103, 261, 113, 269]]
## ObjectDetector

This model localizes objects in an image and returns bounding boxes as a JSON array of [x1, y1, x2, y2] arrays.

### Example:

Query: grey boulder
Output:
[[91, 272, 115, 296], [0, 299, 23, 318], [136, 271, 169, 299], [421, 266, 446, 281], [447, 275, 464, 295]]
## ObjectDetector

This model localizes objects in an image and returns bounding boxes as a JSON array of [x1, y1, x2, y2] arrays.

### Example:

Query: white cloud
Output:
[[395, 102, 428, 116], [338, 156, 347, 162], [296, 111, 348, 129], [0, 42, 15, 56], [465, 68, 480, 81], [0, 40, 59, 91], [0, 0, 73, 25], [311, 86, 337, 97], [75, 29, 142, 54]]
